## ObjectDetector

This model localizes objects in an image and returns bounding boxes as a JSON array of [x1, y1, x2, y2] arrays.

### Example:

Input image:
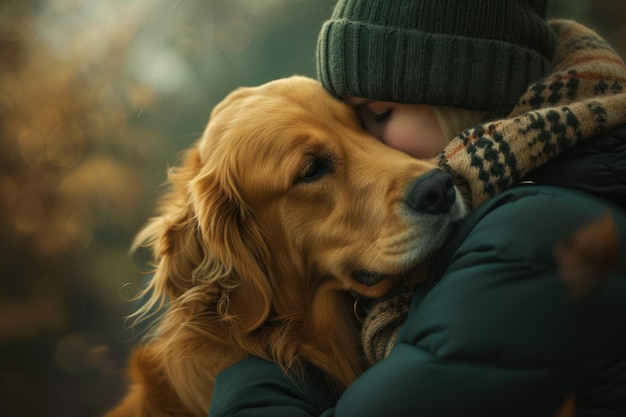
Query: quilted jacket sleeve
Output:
[[209, 356, 337, 417], [333, 186, 626, 417]]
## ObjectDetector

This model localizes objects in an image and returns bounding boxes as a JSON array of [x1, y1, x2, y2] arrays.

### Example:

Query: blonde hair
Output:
[[433, 106, 487, 143]]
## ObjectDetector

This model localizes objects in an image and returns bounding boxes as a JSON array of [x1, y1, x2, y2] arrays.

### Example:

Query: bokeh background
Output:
[[0, 1, 623, 416]]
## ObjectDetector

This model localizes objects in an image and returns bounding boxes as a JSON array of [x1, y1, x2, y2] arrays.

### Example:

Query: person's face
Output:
[[347, 98, 446, 160]]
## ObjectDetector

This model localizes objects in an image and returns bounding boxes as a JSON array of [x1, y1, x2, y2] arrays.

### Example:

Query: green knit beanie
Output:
[[316, 0, 557, 114]]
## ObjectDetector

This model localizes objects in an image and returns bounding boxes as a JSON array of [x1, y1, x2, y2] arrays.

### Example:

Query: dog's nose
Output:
[[406, 170, 456, 214]]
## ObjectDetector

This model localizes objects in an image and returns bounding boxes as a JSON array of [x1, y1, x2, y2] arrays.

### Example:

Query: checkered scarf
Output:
[[362, 19, 626, 366]]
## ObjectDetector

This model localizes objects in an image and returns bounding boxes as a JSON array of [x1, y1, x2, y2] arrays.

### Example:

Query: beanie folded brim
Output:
[[317, 20, 553, 114]]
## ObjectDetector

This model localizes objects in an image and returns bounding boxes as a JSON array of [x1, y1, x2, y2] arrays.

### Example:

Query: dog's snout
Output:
[[406, 170, 456, 214]]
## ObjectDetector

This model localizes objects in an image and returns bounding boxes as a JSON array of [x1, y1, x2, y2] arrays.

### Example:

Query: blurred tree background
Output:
[[0, 0, 623, 416]]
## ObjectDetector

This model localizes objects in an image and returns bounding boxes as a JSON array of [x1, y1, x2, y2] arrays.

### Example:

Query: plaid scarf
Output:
[[362, 19, 626, 366]]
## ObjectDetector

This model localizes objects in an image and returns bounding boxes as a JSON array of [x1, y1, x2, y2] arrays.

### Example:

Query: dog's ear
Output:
[[130, 148, 211, 324], [190, 164, 273, 334]]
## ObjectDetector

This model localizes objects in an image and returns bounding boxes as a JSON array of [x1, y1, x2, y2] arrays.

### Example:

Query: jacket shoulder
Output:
[[524, 124, 626, 211], [453, 185, 625, 266]]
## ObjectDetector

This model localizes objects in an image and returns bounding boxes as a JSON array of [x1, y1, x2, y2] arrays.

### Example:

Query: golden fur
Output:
[[104, 76, 467, 417]]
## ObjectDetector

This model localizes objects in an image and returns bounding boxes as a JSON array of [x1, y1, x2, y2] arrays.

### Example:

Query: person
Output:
[[208, 1, 626, 416]]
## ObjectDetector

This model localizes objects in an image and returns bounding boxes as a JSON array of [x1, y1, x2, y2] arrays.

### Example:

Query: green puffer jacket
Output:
[[208, 125, 626, 417]]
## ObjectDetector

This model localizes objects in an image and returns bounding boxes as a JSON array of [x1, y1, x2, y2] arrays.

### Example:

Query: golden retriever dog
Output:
[[104, 75, 467, 417]]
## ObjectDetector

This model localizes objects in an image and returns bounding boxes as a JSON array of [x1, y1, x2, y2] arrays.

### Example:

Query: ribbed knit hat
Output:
[[316, 0, 557, 114]]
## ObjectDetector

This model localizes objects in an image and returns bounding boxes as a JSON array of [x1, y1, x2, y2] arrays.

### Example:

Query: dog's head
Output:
[[134, 74, 466, 346]]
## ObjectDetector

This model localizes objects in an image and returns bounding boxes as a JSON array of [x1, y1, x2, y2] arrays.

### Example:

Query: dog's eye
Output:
[[297, 157, 333, 183]]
